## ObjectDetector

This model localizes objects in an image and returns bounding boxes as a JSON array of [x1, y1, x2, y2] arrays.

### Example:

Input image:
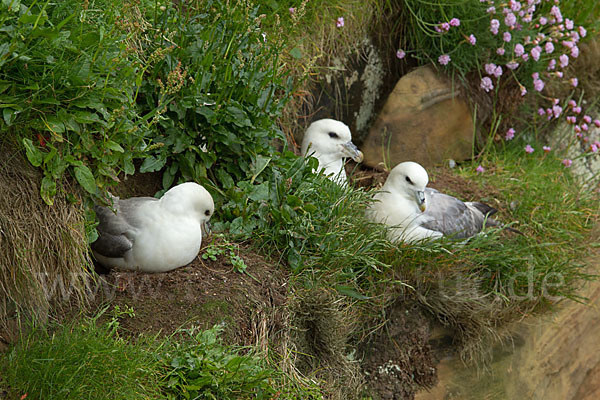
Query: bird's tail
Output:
[[471, 202, 525, 236]]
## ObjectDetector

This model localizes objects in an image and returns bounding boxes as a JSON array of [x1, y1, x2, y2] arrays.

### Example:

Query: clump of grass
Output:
[[0, 146, 90, 337], [1, 308, 325, 400], [0, 309, 163, 400], [396, 146, 598, 361], [288, 286, 364, 400]]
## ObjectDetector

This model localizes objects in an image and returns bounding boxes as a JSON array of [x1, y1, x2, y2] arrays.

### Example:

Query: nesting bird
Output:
[[301, 119, 363, 186], [369, 162, 505, 243], [91, 182, 214, 273]]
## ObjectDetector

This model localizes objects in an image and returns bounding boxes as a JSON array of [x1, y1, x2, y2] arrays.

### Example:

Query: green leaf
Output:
[[248, 182, 269, 202], [140, 156, 166, 173], [286, 195, 303, 208], [162, 163, 178, 189], [123, 154, 135, 175], [22, 138, 43, 167], [3, 108, 16, 125], [289, 47, 303, 59], [335, 285, 371, 300], [216, 169, 235, 189], [105, 140, 124, 152], [74, 165, 97, 194], [40, 175, 57, 206]]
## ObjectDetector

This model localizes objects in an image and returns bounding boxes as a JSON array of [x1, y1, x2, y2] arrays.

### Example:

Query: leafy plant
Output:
[[161, 324, 323, 399], [138, 0, 293, 197], [0, 1, 150, 205], [202, 234, 250, 274]]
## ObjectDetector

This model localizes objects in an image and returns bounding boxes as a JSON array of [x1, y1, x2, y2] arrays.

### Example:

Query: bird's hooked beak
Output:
[[416, 190, 426, 212], [341, 141, 364, 163], [201, 221, 212, 238]]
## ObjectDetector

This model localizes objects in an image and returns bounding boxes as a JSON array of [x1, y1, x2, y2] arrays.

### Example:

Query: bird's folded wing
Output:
[[91, 197, 158, 258], [420, 190, 477, 238]]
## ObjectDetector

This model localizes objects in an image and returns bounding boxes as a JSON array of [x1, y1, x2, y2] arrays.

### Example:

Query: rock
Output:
[[361, 65, 474, 170]]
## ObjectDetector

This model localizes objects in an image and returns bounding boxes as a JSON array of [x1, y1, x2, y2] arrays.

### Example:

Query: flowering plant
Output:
[[401, 0, 598, 168]]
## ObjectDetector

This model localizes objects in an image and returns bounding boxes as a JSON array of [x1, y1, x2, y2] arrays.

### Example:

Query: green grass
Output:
[[0, 310, 324, 400], [1, 310, 163, 400]]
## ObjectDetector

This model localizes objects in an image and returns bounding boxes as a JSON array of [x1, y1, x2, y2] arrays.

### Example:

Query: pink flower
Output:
[[539, 17, 547, 25], [571, 77, 578, 87], [571, 46, 579, 58], [543, 146, 551, 152], [396, 49, 406, 59], [538, 108, 546, 116], [480, 77, 494, 92], [562, 159, 572, 167], [559, 54, 569, 68], [531, 46, 541, 61], [550, 6, 563, 23], [476, 165, 485, 174], [533, 78, 545, 92], [468, 34, 477, 45], [556, 71, 564, 78], [562, 40, 574, 49], [568, 99, 577, 108], [485, 63, 497, 75], [487, 6, 496, 14], [505, 12, 517, 27], [515, 43, 525, 56], [545, 42, 554, 53], [525, 144, 534, 153], [573, 106, 582, 114], [583, 115, 592, 124], [571, 31, 580, 42], [593, 119, 600, 127], [520, 86, 527, 96], [579, 26, 587, 37], [505, 128, 515, 140], [566, 116, 576, 124], [449, 18, 460, 27], [565, 19, 574, 30], [552, 105, 563, 118], [504, 32, 512, 42], [591, 143, 599, 153], [289, 7, 296, 14], [575, 125, 582, 133], [490, 19, 500, 35], [440, 22, 450, 32], [438, 54, 450, 65], [497, 48, 506, 55], [582, 123, 589, 131], [336, 17, 345, 28], [507, 61, 519, 70], [547, 59, 556, 70]]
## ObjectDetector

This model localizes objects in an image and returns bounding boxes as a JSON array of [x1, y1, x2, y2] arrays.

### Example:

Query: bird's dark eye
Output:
[[204, 210, 211, 216], [328, 132, 339, 139], [405, 176, 413, 184]]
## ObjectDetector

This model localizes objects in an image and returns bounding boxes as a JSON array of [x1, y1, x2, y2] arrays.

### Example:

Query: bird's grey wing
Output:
[[91, 197, 158, 258], [420, 190, 480, 238]]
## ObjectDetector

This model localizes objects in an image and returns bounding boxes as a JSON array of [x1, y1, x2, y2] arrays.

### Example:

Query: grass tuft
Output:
[[1, 309, 162, 400]]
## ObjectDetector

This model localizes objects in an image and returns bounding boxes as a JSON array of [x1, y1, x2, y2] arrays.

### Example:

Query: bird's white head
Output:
[[301, 119, 363, 164], [385, 162, 429, 212], [161, 182, 215, 235]]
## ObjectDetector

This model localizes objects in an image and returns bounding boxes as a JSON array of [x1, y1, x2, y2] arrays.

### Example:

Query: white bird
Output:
[[369, 161, 507, 243], [91, 182, 214, 273], [301, 119, 364, 186]]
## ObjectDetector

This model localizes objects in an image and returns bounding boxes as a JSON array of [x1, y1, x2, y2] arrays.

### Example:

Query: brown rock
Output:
[[361, 65, 474, 170]]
